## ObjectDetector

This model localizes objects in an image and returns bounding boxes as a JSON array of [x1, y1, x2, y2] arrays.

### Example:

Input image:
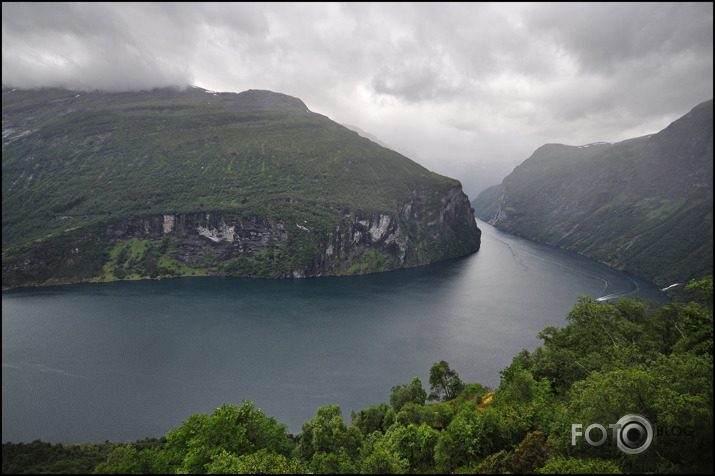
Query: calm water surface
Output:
[[2, 219, 668, 443]]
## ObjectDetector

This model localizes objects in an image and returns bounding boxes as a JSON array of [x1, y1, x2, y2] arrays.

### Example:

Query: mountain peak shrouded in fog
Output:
[[3, 2, 712, 199]]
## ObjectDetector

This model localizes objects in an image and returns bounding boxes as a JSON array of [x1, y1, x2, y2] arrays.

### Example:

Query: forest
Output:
[[3, 275, 712, 474]]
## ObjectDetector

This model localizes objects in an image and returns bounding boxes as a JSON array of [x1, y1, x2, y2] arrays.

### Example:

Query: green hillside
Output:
[[2, 87, 453, 245], [2, 87, 480, 287], [473, 100, 713, 287]]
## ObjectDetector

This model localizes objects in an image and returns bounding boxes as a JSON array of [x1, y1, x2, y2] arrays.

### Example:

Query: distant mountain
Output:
[[2, 86, 480, 288], [472, 99, 713, 287]]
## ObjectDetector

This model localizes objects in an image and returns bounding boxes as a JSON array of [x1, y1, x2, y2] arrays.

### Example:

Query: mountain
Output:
[[2, 86, 480, 288], [472, 99, 713, 287], [341, 123, 393, 149]]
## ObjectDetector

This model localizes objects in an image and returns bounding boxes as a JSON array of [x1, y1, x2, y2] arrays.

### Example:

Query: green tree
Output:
[[672, 276, 713, 355], [559, 353, 713, 473], [383, 423, 439, 472], [296, 404, 362, 473], [685, 274, 713, 309], [162, 401, 292, 473], [434, 405, 498, 472], [357, 431, 409, 474], [478, 431, 558, 474], [205, 449, 309, 474], [484, 366, 556, 450], [308, 450, 359, 474], [526, 296, 669, 392], [494, 365, 540, 407], [351, 403, 394, 435], [93, 444, 169, 474], [395, 402, 435, 427], [389, 376, 427, 412], [428, 360, 465, 402], [452, 382, 489, 406], [431, 402, 455, 430]]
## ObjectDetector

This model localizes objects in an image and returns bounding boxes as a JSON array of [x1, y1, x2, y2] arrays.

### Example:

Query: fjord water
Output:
[[2, 219, 668, 444]]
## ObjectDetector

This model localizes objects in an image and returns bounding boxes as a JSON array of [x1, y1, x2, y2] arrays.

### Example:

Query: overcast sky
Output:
[[3, 2, 713, 197]]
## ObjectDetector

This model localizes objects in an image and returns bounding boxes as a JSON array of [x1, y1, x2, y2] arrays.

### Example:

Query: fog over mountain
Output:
[[2, 2, 713, 198], [472, 99, 713, 287]]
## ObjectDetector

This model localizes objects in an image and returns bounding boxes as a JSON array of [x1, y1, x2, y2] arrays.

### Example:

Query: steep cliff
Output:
[[472, 99, 713, 286], [2, 87, 480, 288]]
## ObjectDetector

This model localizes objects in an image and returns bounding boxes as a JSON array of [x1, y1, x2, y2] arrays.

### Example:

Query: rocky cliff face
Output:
[[472, 99, 713, 286], [2, 86, 481, 288], [2, 184, 480, 288]]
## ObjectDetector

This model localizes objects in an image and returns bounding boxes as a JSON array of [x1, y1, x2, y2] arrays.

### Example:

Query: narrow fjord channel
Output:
[[2, 219, 668, 443]]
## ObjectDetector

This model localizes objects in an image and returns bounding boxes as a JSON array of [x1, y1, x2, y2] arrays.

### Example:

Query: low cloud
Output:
[[3, 2, 712, 197]]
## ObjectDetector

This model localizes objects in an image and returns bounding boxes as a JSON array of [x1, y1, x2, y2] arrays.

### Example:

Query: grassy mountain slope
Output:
[[3, 87, 451, 245], [2, 86, 480, 287], [472, 99, 713, 286]]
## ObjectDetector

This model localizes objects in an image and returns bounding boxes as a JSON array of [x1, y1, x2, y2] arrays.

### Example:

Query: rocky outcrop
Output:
[[2, 184, 480, 287], [314, 185, 481, 276], [1, 86, 482, 288]]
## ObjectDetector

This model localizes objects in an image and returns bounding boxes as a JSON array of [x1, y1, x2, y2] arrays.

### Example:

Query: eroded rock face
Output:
[[2, 184, 480, 287], [2, 87, 482, 288]]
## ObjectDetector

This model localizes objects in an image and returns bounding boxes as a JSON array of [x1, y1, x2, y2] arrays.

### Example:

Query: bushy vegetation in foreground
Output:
[[3, 276, 712, 474]]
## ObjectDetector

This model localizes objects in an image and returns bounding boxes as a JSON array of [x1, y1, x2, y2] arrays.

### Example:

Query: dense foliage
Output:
[[3, 276, 712, 473]]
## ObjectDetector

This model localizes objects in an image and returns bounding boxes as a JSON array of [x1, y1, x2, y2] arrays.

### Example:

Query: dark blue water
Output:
[[2, 219, 668, 444]]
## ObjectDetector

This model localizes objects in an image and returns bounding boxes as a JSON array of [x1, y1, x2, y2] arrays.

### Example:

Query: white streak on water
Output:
[[596, 276, 640, 301]]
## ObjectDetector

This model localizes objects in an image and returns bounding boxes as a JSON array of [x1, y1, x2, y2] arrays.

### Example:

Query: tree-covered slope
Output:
[[2, 87, 480, 287], [472, 99, 713, 287]]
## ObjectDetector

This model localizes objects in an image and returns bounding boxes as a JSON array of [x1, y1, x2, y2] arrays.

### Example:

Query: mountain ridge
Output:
[[2, 86, 481, 288], [472, 99, 713, 287]]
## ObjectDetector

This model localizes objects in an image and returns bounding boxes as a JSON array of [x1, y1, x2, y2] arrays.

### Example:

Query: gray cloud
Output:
[[2, 2, 712, 198], [2, 3, 196, 90], [523, 3, 713, 74]]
